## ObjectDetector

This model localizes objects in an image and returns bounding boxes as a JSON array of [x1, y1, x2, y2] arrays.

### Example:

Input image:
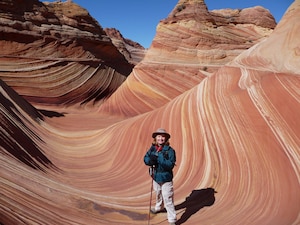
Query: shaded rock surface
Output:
[[104, 28, 146, 65]]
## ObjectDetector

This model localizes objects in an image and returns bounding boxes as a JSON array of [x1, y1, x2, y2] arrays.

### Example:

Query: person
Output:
[[144, 128, 177, 225]]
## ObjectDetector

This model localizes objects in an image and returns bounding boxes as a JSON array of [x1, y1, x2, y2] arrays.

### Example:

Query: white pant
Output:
[[153, 180, 176, 223]]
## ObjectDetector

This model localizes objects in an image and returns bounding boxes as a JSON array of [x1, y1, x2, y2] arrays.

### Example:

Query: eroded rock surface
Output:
[[104, 28, 146, 65], [98, 0, 276, 117], [0, 0, 133, 107], [1, 0, 299, 225]]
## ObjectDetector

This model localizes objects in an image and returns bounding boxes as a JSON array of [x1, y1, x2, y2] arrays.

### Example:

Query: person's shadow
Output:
[[175, 187, 216, 224]]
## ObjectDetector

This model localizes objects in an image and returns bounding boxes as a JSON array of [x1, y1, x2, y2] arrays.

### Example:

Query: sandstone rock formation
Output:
[[104, 28, 146, 65], [97, 0, 276, 117], [1, 0, 299, 225], [0, 0, 133, 107]]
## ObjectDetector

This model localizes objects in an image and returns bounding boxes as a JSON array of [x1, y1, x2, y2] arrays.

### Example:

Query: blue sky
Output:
[[42, 0, 294, 48]]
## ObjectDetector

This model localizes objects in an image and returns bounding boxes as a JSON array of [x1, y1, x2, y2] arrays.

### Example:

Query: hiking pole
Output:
[[147, 166, 154, 225]]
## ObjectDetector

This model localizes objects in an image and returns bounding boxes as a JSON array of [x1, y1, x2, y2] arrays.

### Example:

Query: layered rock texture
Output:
[[0, 0, 134, 107], [1, 0, 299, 225], [104, 28, 146, 65]]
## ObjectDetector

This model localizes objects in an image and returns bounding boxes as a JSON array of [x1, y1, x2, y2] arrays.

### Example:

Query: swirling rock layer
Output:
[[1, 0, 299, 225], [0, 0, 133, 107], [97, 0, 276, 117]]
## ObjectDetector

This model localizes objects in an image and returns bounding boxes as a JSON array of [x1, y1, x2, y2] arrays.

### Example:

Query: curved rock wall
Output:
[[0, 0, 133, 107], [0, 0, 299, 225]]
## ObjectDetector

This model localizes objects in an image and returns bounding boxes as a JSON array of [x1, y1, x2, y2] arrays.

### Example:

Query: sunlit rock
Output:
[[0, 0, 299, 225]]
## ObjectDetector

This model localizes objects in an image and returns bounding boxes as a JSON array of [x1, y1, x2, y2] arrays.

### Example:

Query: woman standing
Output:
[[144, 128, 177, 225]]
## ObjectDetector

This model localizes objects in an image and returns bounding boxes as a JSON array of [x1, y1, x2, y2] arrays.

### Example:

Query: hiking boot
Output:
[[150, 208, 159, 214]]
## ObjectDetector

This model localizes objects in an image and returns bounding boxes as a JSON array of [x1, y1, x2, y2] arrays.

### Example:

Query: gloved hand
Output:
[[149, 154, 158, 166]]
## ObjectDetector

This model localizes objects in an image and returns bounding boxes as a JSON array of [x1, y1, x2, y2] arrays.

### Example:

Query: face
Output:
[[156, 134, 166, 146]]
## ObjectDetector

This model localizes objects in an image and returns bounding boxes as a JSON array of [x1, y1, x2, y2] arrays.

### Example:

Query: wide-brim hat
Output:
[[152, 128, 171, 140]]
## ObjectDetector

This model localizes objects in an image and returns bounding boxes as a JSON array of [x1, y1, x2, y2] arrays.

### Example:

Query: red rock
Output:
[[0, 0, 134, 107], [104, 28, 146, 65], [0, 0, 299, 225], [98, 0, 276, 117]]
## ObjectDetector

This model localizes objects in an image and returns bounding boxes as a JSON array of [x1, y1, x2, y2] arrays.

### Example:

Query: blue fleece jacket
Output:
[[144, 144, 176, 183]]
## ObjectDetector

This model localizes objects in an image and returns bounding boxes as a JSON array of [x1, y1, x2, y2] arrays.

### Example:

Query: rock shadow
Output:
[[39, 109, 66, 118], [175, 187, 216, 225]]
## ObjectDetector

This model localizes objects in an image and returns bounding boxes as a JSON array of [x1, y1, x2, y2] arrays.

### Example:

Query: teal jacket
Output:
[[144, 144, 176, 183]]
